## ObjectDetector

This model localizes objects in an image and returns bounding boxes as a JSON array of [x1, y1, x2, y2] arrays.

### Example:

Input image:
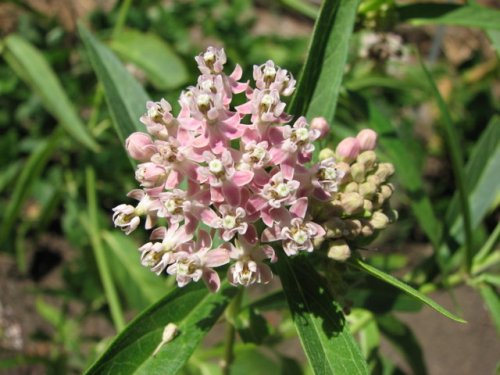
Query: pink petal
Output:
[[165, 170, 181, 189], [150, 226, 167, 240], [233, 170, 254, 186], [290, 197, 308, 219], [200, 208, 221, 228], [205, 248, 230, 268], [202, 269, 221, 292], [222, 182, 241, 206]]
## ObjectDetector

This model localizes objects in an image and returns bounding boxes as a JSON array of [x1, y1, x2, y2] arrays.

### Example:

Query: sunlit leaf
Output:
[[276, 254, 369, 375], [350, 257, 466, 323], [79, 24, 148, 149], [85, 282, 237, 374]]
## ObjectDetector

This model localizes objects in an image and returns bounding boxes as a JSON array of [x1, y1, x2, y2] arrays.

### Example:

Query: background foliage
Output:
[[0, 0, 498, 374]]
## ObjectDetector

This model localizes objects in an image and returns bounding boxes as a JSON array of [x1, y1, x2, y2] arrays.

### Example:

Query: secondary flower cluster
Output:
[[112, 47, 395, 292]]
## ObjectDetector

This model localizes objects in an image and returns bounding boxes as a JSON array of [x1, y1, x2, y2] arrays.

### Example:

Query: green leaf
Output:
[[110, 29, 189, 90], [102, 231, 166, 311], [2, 34, 99, 152], [377, 314, 427, 375], [350, 258, 466, 323], [276, 254, 369, 375], [79, 24, 148, 149], [0, 132, 61, 246], [397, 4, 500, 30], [289, 0, 360, 122], [486, 30, 500, 58], [85, 282, 237, 374], [478, 283, 500, 335], [368, 102, 441, 248], [445, 116, 500, 246], [421, 61, 473, 270]]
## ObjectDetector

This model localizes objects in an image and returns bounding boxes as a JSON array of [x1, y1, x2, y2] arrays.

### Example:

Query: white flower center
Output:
[[201, 79, 214, 92], [293, 229, 308, 245], [148, 106, 160, 118], [261, 94, 274, 107], [276, 183, 290, 198], [263, 66, 276, 78], [177, 260, 190, 275], [209, 159, 224, 174], [253, 146, 267, 160], [295, 128, 309, 142], [203, 51, 215, 63], [222, 215, 236, 229], [324, 167, 337, 180], [197, 94, 211, 107], [165, 199, 177, 213]]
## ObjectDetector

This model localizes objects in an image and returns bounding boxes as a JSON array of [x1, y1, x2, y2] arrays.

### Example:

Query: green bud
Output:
[[350, 163, 366, 183], [359, 181, 377, 199], [319, 148, 335, 161], [341, 192, 364, 215], [327, 239, 351, 261], [357, 150, 377, 171]]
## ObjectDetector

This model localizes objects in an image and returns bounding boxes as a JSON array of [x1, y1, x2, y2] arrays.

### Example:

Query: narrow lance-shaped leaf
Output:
[[276, 254, 369, 375], [421, 61, 473, 271], [2, 35, 99, 152], [369, 103, 442, 248], [445, 116, 500, 246], [349, 257, 466, 323], [85, 282, 237, 375], [79, 24, 148, 148], [397, 3, 500, 31], [110, 29, 189, 90], [289, 0, 360, 123]]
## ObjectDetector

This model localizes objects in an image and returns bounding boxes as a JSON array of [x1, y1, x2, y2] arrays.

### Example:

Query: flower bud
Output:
[[357, 150, 377, 171], [335, 162, 351, 183], [360, 222, 374, 237], [372, 193, 385, 209], [350, 163, 365, 183], [324, 218, 345, 238], [126, 132, 156, 161], [370, 211, 389, 229], [375, 163, 395, 181], [311, 117, 330, 139], [336, 137, 360, 162], [366, 174, 381, 186], [380, 183, 394, 200], [341, 192, 364, 215], [327, 239, 351, 261], [359, 181, 377, 199], [344, 182, 358, 193], [344, 219, 362, 238], [356, 129, 378, 151], [319, 148, 335, 161], [363, 199, 373, 212]]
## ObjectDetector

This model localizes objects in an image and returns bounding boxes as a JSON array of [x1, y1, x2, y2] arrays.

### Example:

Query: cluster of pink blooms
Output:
[[112, 47, 383, 292]]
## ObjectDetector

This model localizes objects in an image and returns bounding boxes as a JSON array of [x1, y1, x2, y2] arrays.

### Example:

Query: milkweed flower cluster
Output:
[[112, 47, 396, 292]]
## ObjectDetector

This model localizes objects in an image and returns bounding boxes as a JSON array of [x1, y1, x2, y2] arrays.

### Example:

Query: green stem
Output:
[[85, 167, 125, 332], [222, 287, 244, 375]]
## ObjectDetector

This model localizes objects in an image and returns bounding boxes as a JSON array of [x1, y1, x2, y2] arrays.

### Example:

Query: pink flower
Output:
[[310, 117, 329, 139], [167, 230, 230, 292], [201, 204, 248, 241], [226, 236, 276, 286]]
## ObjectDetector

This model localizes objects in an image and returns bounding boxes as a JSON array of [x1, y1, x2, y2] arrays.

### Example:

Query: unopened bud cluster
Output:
[[315, 129, 397, 261], [112, 47, 396, 292]]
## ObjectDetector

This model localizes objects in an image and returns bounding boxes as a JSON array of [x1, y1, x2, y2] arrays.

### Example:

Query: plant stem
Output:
[[85, 167, 125, 332], [222, 287, 244, 375]]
